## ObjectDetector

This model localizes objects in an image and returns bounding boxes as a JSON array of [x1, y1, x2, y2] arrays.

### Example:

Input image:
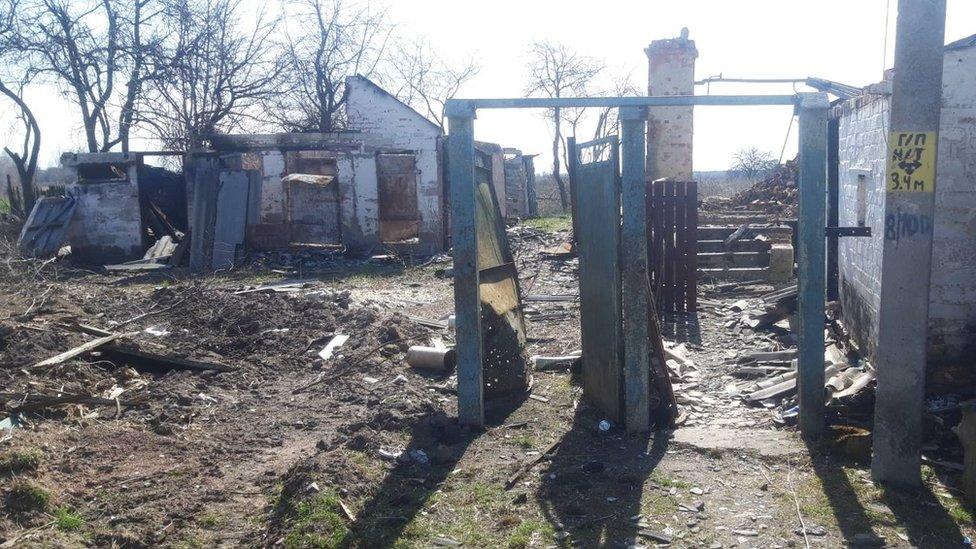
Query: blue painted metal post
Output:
[[796, 93, 829, 440], [447, 105, 484, 427], [620, 106, 651, 433]]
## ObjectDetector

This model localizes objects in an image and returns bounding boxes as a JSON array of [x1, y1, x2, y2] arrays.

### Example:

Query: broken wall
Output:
[[645, 32, 697, 181], [63, 153, 144, 264], [836, 43, 976, 366], [345, 75, 444, 253]]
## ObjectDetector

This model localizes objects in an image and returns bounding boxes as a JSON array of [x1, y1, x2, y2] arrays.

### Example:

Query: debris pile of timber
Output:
[[728, 159, 799, 215]]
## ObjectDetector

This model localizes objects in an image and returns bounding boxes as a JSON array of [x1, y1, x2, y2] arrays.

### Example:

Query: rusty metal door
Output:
[[284, 152, 341, 245], [376, 153, 420, 242]]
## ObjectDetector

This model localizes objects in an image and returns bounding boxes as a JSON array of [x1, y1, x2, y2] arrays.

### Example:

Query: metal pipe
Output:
[[446, 95, 796, 113], [405, 346, 457, 372]]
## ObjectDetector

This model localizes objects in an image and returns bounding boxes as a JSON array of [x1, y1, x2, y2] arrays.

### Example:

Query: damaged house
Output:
[[834, 33, 976, 380], [188, 75, 447, 264], [38, 75, 539, 269]]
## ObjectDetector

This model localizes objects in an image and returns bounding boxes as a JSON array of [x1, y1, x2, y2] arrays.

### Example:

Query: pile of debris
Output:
[[728, 159, 799, 215]]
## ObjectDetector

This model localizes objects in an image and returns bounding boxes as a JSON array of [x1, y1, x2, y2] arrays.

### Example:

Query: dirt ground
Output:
[[0, 217, 973, 548]]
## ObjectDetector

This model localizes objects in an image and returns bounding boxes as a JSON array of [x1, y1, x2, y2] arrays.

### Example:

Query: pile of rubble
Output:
[[728, 159, 799, 215]]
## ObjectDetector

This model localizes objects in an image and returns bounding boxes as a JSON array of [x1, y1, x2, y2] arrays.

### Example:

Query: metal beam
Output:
[[796, 92, 829, 440], [446, 95, 795, 112], [872, 0, 947, 488], [619, 107, 651, 433], [447, 113, 484, 428]]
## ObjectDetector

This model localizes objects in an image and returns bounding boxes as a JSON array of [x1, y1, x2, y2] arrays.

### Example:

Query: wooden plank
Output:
[[698, 239, 772, 253], [31, 333, 128, 369], [99, 347, 234, 372], [686, 181, 698, 312], [447, 113, 485, 427], [662, 180, 675, 312], [576, 140, 624, 423], [620, 107, 650, 433], [673, 183, 687, 312], [652, 181, 664, 305]]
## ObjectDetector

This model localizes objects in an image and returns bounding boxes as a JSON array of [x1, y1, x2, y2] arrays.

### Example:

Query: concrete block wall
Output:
[[68, 181, 144, 264], [62, 153, 144, 264], [345, 76, 444, 253], [837, 44, 976, 364]]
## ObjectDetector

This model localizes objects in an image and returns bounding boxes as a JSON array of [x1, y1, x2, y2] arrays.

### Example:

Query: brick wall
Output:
[[345, 76, 444, 253], [837, 45, 976, 364], [645, 35, 698, 181]]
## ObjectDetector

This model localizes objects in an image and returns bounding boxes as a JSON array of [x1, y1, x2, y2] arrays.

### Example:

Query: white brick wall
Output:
[[837, 45, 976, 363], [345, 76, 444, 252]]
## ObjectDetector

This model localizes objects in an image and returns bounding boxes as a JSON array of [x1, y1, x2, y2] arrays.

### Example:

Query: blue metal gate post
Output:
[[446, 103, 484, 427], [620, 106, 651, 433], [796, 93, 829, 440]]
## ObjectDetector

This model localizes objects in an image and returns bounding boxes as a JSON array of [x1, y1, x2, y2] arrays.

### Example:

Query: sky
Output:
[[4, 0, 976, 173]]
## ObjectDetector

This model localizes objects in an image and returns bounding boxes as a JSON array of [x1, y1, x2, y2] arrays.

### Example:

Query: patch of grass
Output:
[[199, 512, 223, 527], [0, 197, 9, 215], [54, 506, 85, 532], [642, 490, 674, 517], [506, 519, 555, 548], [521, 215, 571, 233], [650, 471, 690, 490], [283, 491, 351, 549], [513, 434, 535, 449], [5, 480, 51, 513], [0, 450, 42, 474]]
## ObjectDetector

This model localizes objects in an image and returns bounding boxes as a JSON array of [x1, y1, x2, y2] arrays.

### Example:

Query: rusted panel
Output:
[[376, 153, 420, 242], [474, 172, 528, 396], [281, 153, 342, 246]]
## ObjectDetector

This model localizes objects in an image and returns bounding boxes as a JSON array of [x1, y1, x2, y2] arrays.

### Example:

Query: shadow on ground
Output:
[[534, 405, 670, 547], [345, 392, 528, 546], [805, 439, 966, 547]]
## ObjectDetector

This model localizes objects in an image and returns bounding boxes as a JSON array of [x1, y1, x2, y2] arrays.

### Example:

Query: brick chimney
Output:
[[645, 28, 698, 181]]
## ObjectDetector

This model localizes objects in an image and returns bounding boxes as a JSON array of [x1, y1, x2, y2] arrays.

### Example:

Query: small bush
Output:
[[54, 507, 85, 532], [5, 480, 51, 513], [0, 450, 42, 474]]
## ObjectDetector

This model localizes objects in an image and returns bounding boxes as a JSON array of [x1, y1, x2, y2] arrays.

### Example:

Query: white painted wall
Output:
[[345, 76, 444, 252], [837, 44, 976, 363]]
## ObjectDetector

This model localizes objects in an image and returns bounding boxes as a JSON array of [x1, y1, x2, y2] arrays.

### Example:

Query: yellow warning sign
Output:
[[886, 131, 936, 193]]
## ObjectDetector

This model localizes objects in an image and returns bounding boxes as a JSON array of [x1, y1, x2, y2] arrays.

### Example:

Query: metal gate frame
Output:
[[447, 93, 828, 438]]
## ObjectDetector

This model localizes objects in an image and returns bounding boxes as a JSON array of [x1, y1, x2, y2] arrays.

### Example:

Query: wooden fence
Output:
[[646, 180, 698, 313]]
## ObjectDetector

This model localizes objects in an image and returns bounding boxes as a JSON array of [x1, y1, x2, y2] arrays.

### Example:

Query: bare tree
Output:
[[525, 41, 601, 210], [144, 0, 281, 150], [20, 0, 124, 153], [271, 0, 388, 133], [592, 72, 641, 141], [729, 147, 778, 180], [0, 0, 40, 216], [117, 0, 170, 152], [388, 38, 479, 131]]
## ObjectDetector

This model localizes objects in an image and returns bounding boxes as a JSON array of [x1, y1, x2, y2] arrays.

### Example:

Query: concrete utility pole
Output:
[[872, 0, 947, 487]]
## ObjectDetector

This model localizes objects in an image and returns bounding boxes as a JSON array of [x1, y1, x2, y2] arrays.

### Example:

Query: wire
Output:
[[882, 0, 892, 75], [779, 113, 795, 164]]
